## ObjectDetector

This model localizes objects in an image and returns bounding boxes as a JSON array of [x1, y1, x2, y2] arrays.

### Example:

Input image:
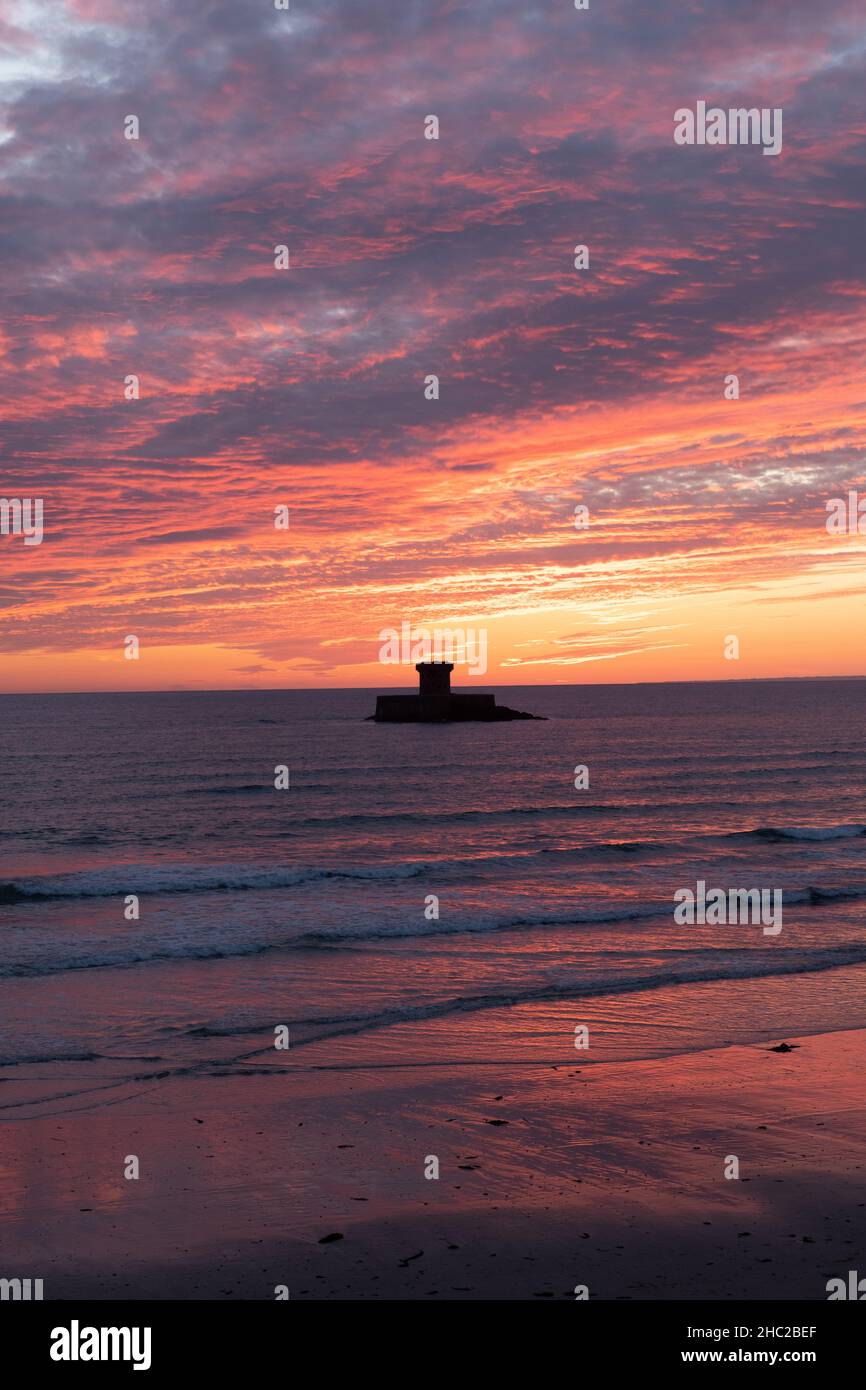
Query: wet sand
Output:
[[1, 1028, 864, 1299]]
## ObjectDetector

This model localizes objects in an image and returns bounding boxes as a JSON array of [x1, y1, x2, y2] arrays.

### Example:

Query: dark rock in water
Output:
[[318, 1232, 344, 1243], [369, 662, 545, 722]]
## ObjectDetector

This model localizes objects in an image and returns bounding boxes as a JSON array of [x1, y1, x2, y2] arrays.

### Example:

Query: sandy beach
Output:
[[2, 1026, 863, 1300]]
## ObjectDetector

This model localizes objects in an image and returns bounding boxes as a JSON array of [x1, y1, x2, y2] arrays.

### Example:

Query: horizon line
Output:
[[2, 673, 866, 697]]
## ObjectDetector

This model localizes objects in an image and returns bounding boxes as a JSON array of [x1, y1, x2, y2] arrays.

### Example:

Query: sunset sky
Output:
[[1, 0, 864, 692]]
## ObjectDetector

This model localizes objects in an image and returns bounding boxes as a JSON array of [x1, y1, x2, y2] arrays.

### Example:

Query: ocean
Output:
[[2, 679, 866, 1092]]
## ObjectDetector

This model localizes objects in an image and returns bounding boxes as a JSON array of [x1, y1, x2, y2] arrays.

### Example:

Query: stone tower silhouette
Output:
[[371, 658, 541, 721], [415, 661, 453, 695]]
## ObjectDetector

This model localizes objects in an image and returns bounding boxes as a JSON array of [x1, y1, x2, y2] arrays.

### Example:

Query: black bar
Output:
[[4, 1299, 861, 1375]]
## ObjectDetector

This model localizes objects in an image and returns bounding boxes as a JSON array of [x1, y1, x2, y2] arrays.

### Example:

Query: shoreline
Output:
[[1, 1027, 864, 1299]]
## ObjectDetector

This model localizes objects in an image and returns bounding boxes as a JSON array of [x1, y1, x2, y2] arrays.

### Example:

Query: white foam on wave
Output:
[[0, 860, 423, 901], [771, 824, 866, 841]]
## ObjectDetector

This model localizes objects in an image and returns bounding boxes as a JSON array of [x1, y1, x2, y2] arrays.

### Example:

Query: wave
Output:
[[276, 807, 866, 839], [183, 946, 866, 1050], [4, 877, 865, 978], [0, 901, 673, 978], [295, 901, 668, 944], [279, 801, 627, 829], [0, 938, 283, 979], [3, 817, 866, 905], [279, 798, 848, 830], [293, 882, 866, 944], [186, 784, 270, 796], [746, 824, 866, 843], [0, 1050, 104, 1066], [8, 945, 862, 1084], [0, 860, 425, 904], [9, 950, 866, 1066]]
